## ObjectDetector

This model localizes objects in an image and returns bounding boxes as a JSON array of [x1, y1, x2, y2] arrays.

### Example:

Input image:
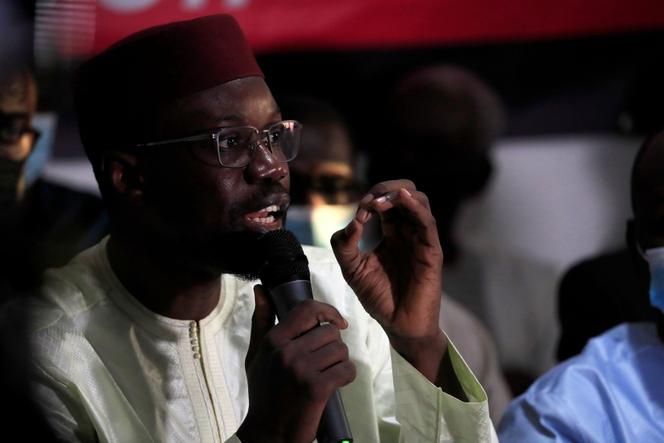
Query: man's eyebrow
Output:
[[213, 109, 283, 127], [216, 114, 243, 124]]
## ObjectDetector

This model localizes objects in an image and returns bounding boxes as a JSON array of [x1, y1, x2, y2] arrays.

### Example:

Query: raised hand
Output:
[[331, 180, 447, 384]]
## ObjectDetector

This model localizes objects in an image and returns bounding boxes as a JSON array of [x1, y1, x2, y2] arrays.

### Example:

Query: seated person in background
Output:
[[29, 15, 498, 442], [368, 64, 558, 391], [557, 246, 655, 360], [0, 68, 108, 294], [0, 67, 62, 442], [283, 94, 511, 421], [499, 132, 664, 442], [279, 95, 364, 247]]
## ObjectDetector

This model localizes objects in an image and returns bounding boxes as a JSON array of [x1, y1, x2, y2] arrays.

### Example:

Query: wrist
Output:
[[387, 329, 447, 382]]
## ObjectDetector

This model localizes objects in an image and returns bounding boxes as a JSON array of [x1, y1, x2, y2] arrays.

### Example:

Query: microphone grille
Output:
[[258, 229, 310, 288]]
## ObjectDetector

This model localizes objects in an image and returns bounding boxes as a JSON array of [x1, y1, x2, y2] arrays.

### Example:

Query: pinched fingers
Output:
[[331, 181, 439, 275], [354, 179, 418, 224], [367, 179, 417, 198], [359, 186, 440, 245]]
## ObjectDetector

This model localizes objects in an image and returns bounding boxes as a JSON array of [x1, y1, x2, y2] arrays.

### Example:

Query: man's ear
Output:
[[101, 150, 145, 203]]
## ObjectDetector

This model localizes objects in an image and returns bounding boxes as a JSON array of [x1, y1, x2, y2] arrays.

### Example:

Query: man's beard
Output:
[[192, 230, 267, 281], [146, 183, 291, 281]]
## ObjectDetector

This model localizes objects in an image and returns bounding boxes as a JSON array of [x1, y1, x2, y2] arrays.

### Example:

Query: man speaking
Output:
[[29, 15, 496, 442]]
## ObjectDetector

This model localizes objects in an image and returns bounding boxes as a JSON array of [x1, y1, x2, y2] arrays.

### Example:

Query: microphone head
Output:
[[258, 229, 310, 288]]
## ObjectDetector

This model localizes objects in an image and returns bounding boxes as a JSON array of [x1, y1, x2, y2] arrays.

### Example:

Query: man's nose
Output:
[[244, 142, 288, 183]]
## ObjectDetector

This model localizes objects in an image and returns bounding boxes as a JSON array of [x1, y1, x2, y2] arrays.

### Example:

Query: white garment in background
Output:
[[441, 297, 512, 423], [30, 238, 497, 442], [444, 247, 559, 376]]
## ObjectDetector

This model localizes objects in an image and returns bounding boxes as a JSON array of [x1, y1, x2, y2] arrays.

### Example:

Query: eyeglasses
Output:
[[0, 112, 41, 146], [135, 120, 302, 168]]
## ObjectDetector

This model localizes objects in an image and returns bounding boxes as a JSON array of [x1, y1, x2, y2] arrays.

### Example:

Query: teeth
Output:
[[249, 215, 275, 224], [246, 204, 280, 225]]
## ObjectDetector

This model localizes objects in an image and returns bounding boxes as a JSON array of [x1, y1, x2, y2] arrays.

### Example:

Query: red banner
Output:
[[93, 0, 664, 54]]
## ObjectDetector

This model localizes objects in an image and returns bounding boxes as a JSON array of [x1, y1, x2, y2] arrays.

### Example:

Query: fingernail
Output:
[[376, 191, 399, 204], [360, 194, 374, 205], [401, 188, 412, 197], [356, 208, 369, 223]]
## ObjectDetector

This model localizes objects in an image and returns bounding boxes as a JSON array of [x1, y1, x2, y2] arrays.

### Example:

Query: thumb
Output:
[[246, 284, 275, 370], [331, 217, 364, 278]]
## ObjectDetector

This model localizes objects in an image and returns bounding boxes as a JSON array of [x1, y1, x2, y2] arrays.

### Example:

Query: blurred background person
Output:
[[557, 235, 656, 361], [0, 65, 60, 443], [499, 132, 664, 442], [0, 69, 39, 219], [367, 64, 558, 392], [0, 2, 104, 439], [556, 140, 661, 361], [280, 95, 365, 248], [282, 93, 512, 421], [0, 68, 108, 294]]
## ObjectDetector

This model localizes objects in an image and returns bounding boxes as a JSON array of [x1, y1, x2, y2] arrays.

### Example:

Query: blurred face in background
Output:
[[0, 70, 37, 211], [370, 66, 501, 236], [286, 118, 362, 248], [289, 120, 358, 206]]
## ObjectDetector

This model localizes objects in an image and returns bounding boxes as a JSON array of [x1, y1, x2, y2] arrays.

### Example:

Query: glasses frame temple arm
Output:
[[135, 133, 213, 149]]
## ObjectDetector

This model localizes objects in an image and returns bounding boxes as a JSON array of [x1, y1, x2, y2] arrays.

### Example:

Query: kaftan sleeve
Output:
[[366, 313, 499, 442]]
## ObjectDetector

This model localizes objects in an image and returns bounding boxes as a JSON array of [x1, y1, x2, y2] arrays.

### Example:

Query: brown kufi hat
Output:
[[73, 14, 263, 156]]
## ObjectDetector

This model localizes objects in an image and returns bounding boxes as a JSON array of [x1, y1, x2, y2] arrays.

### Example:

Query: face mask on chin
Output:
[[0, 156, 26, 212], [286, 203, 357, 249], [645, 246, 664, 313]]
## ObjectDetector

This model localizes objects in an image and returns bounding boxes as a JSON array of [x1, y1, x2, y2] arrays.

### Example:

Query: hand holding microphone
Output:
[[238, 230, 354, 443]]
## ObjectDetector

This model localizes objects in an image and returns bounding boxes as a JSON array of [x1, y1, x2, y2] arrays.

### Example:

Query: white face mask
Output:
[[286, 204, 356, 249], [645, 247, 664, 313]]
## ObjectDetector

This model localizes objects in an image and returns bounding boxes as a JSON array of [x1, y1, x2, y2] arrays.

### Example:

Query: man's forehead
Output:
[[162, 76, 279, 132], [0, 71, 36, 114]]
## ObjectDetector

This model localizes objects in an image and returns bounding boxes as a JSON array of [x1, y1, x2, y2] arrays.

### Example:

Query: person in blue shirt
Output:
[[498, 131, 664, 442]]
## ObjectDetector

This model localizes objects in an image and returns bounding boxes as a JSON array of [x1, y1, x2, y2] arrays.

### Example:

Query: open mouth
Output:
[[244, 204, 286, 228]]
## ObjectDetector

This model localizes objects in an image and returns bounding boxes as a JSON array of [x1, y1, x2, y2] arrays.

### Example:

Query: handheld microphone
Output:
[[258, 229, 353, 443]]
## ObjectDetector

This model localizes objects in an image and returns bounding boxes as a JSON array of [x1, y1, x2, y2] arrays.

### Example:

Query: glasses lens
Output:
[[267, 120, 301, 163], [216, 127, 257, 167], [0, 113, 30, 145], [195, 121, 302, 168]]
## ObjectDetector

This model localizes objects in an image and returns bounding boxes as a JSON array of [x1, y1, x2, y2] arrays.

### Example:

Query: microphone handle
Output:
[[268, 280, 353, 443]]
